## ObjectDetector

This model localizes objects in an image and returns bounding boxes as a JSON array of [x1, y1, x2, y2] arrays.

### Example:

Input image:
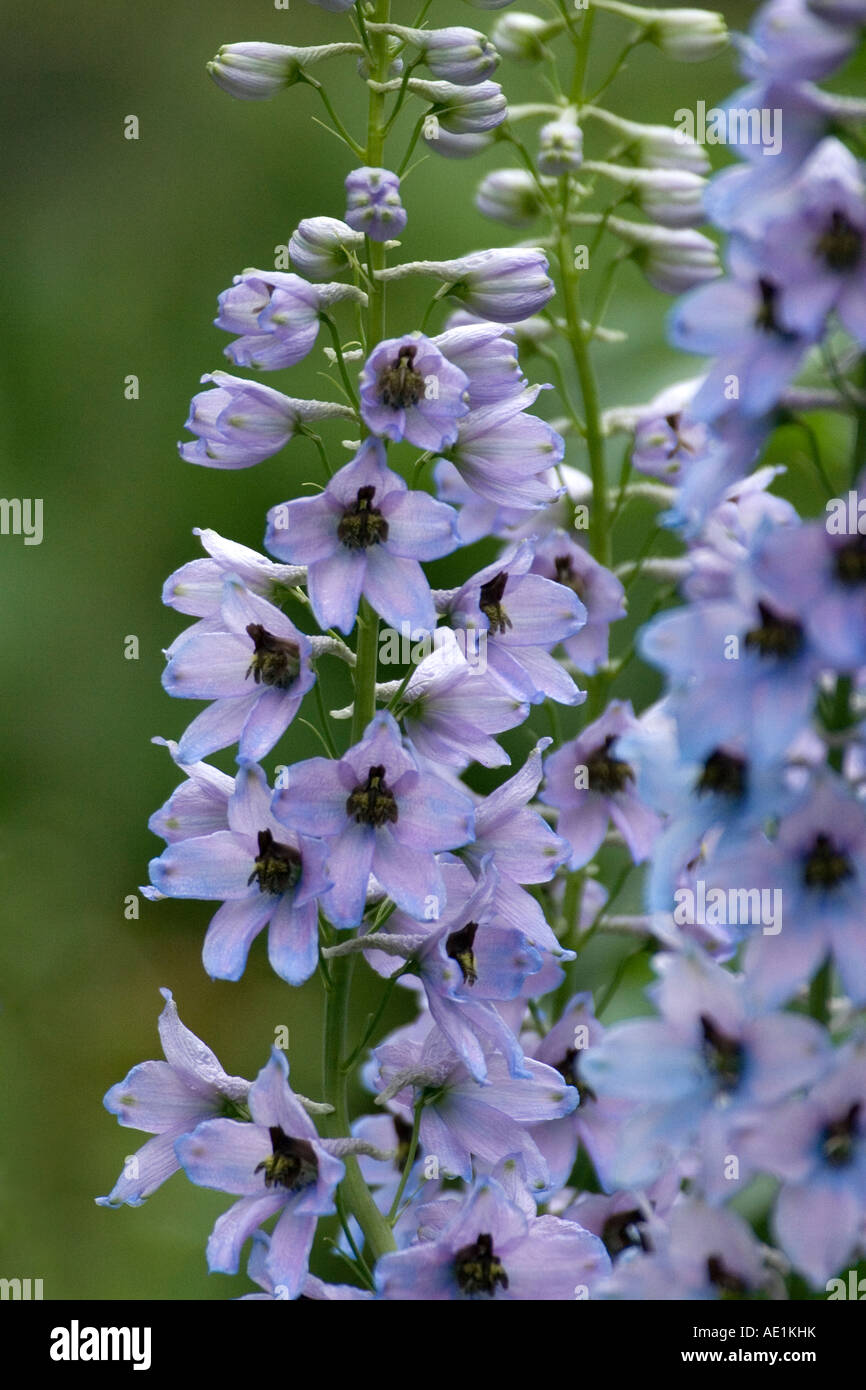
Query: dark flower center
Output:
[[822, 1102, 861, 1167], [479, 570, 512, 635], [743, 601, 804, 661], [245, 624, 301, 689], [378, 343, 425, 409], [662, 411, 697, 457], [346, 764, 399, 827], [454, 1232, 509, 1296], [445, 921, 479, 986], [586, 734, 634, 796], [602, 1208, 651, 1257], [815, 209, 863, 273], [695, 748, 748, 800], [700, 1014, 744, 1093], [707, 1255, 748, 1298], [753, 278, 794, 339], [255, 1127, 319, 1191], [337, 485, 390, 551], [553, 1047, 595, 1102], [248, 829, 302, 896], [393, 1114, 414, 1170], [835, 533, 866, 586], [554, 554, 587, 601], [802, 832, 854, 891]]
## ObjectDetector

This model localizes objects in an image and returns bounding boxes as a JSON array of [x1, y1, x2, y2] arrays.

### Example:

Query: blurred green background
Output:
[[2, 0, 854, 1299]]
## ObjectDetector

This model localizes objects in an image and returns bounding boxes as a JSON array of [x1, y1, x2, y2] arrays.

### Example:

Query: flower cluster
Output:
[[99, 0, 866, 1302]]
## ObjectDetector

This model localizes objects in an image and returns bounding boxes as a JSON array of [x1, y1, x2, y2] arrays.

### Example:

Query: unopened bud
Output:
[[538, 114, 584, 176], [289, 217, 365, 281], [476, 168, 545, 227]]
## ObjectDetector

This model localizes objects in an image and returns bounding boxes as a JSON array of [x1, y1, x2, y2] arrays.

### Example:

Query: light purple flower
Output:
[[393, 629, 529, 770], [598, 1198, 776, 1300], [363, 860, 543, 1081], [149, 762, 332, 985], [542, 702, 662, 870], [740, 0, 858, 82], [344, 167, 407, 242], [375, 1177, 610, 1299], [737, 1036, 866, 1287], [699, 775, 866, 1008], [147, 738, 233, 844], [272, 711, 475, 928], [163, 576, 315, 763], [441, 539, 587, 704], [359, 332, 470, 449], [179, 370, 353, 469], [162, 527, 304, 623], [241, 1231, 373, 1299], [668, 273, 815, 421], [216, 269, 362, 371], [580, 949, 832, 1192], [740, 138, 866, 344], [265, 438, 458, 636], [98, 989, 249, 1207], [461, 740, 573, 955], [373, 1022, 578, 1191], [530, 530, 627, 675], [639, 590, 822, 766], [444, 386, 565, 511], [432, 320, 527, 406], [176, 1048, 344, 1297]]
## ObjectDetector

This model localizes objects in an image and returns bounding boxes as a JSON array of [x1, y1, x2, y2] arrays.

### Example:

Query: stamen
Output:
[[454, 1232, 509, 1296], [479, 570, 512, 635], [345, 764, 399, 827], [337, 486, 389, 551], [245, 624, 301, 689], [247, 829, 302, 896]]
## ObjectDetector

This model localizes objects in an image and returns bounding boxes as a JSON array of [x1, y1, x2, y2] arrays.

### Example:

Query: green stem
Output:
[[352, 599, 380, 742], [388, 1097, 423, 1223], [321, 314, 360, 410], [305, 77, 365, 158], [312, 676, 339, 758], [318, 0, 397, 1268], [322, 953, 396, 1260], [341, 972, 401, 1073], [556, 205, 609, 566]]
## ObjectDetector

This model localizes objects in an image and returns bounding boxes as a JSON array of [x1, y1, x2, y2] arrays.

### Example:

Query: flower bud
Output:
[[377, 248, 554, 322], [207, 41, 360, 100], [585, 108, 710, 174], [607, 218, 721, 294], [475, 169, 545, 227], [490, 13, 559, 63], [377, 24, 500, 84], [344, 167, 407, 242], [425, 127, 499, 159], [408, 78, 508, 134], [595, 2, 728, 62], [583, 161, 706, 227], [537, 115, 584, 176], [645, 7, 730, 62], [289, 217, 365, 281]]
